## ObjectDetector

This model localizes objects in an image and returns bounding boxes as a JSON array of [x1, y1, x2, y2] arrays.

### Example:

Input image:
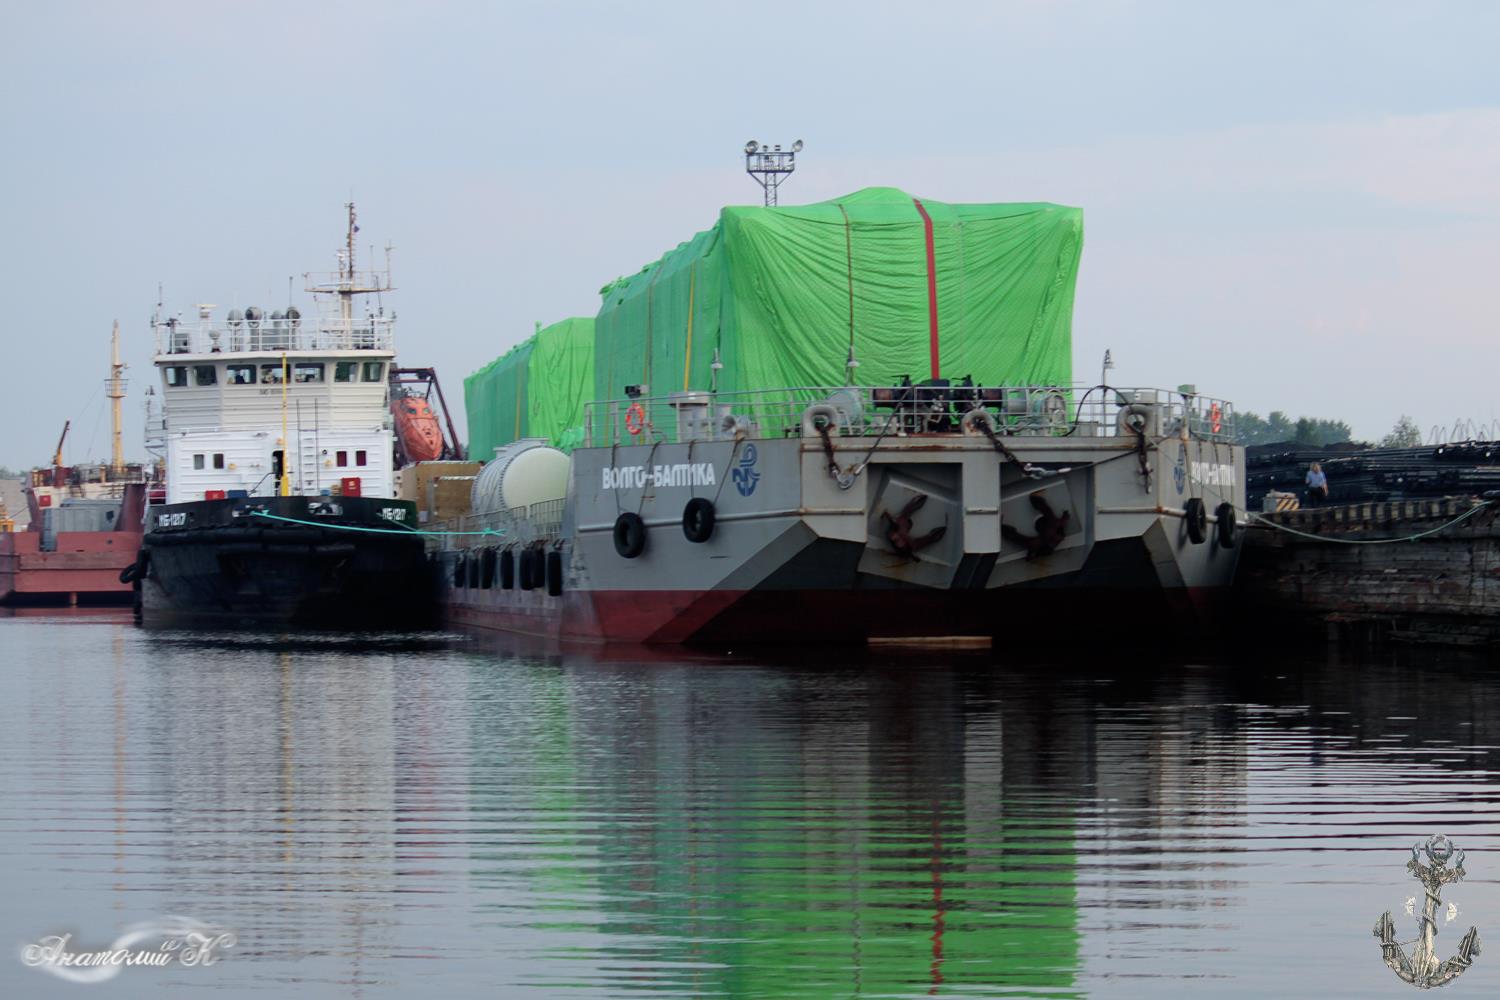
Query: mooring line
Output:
[[247, 510, 506, 537], [1247, 501, 1492, 545]]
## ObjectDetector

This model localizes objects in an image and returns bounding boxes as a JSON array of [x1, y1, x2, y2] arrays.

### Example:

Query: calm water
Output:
[[1, 612, 1496, 998]]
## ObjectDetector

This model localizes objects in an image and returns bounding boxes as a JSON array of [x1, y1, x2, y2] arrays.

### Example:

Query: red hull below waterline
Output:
[[445, 584, 1234, 647]]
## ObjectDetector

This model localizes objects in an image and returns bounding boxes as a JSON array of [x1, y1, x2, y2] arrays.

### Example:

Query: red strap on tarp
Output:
[[912, 198, 939, 379]]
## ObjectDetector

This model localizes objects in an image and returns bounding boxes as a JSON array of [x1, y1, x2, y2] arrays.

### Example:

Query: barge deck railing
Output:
[[583, 384, 1235, 448]]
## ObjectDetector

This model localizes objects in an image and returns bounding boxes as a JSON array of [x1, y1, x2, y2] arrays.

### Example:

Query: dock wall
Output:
[[1237, 498, 1500, 645]]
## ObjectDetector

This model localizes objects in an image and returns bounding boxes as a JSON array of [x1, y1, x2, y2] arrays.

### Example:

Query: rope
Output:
[[711, 437, 742, 506], [1247, 501, 1491, 544], [249, 510, 506, 537], [838, 202, 856, 354], [635, 439, 662, 516]]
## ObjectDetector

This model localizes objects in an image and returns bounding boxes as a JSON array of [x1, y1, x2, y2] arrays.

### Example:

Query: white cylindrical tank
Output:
[[470, 439, 571, 514]]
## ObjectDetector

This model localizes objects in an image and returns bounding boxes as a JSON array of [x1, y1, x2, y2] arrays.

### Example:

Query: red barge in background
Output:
[[0, 323, 156, 607]]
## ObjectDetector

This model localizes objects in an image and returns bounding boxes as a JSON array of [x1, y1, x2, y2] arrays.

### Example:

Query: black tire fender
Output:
[[1214, 502, 1236, 548], [1184, 497, 1207, 545], [614, 512, 646, 559], [682, 497, 716, 543]]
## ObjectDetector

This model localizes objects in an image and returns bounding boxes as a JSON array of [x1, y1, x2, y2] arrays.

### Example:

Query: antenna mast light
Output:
[[744, 139, 803, 206]]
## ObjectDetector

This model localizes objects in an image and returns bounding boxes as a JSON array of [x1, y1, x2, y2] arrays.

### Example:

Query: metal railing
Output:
[[154, 316, 395, 356], [584, 385, 1236, 448], [435, 498, 566, 552]]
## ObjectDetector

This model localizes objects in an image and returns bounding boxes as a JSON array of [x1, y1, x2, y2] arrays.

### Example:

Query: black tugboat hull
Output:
[[137, 496, 440, 630]]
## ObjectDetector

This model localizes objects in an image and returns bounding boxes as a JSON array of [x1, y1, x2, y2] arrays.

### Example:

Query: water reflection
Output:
[[1, 617, 1497, 998], [464, 658, 1084, 996]]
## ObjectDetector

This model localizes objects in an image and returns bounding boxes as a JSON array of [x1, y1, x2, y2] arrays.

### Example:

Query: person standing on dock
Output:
[[1305, 462, 1329, 506]]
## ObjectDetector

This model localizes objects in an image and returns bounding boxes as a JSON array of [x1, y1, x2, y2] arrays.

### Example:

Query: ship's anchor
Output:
[[1001, 493, 1070, 559], [1373, 834, 1481, 988], [880, 493, 947, 561]]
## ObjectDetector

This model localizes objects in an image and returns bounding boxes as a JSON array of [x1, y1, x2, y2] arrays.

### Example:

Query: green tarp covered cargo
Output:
[[465, 317, 595, 458], [594, 187, 1082, 402]]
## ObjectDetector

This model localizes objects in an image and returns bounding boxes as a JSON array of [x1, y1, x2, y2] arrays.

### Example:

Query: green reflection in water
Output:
[[469, 659, 1080, 997]]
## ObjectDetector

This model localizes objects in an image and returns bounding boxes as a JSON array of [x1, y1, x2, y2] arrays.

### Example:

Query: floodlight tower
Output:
[[744, 139, 803, 206]]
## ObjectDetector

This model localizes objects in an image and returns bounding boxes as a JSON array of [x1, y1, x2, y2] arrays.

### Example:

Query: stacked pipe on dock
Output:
[[1246, 441, 1500, 510]]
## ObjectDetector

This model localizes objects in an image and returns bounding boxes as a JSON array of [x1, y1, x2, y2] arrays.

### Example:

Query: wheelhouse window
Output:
[[355, 450, 368, 467], [193, 365, 217, 386], [259, 364, 285, 384], [361, 362, 384, 383], [227, 365, 255, 385], [164, 366, 189, 387], [293, 363, 325, 384], [336, 450, 348, 466], [192, 454, 205, 470], [335, 361, 358, 383], [213, 453, 225, 469]]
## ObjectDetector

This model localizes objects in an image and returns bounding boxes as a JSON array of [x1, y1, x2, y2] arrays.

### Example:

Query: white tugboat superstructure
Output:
[[153, 204, 396, 503], [134, 206, 439, 630]]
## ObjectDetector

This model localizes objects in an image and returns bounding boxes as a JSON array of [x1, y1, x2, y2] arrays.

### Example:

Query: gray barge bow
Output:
[[443, 385, 1245, 644]]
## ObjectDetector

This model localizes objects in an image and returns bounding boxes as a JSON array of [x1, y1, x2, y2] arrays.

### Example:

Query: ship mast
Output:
[[343, 202, 356, 324], [310, 202, 393, 323], [107, 319, 127, 477]]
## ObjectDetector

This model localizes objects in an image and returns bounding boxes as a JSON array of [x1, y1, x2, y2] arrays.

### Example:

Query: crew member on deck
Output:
[[1305, 462, 1329, 507]]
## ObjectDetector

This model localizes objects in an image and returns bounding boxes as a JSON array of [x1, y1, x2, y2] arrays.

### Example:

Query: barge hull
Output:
[[447, 537, 1236, 645]]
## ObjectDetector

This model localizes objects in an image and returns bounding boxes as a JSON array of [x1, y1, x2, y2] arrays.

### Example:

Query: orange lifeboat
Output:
[[393, 395, 445, 464]]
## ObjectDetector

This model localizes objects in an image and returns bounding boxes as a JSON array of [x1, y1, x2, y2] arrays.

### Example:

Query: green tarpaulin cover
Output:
[[593, 187, 1082, 402], [465, 317, 595, 458]]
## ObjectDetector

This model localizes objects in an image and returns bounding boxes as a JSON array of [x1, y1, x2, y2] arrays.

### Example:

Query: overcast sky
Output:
[[3, 0, 1497, 468]]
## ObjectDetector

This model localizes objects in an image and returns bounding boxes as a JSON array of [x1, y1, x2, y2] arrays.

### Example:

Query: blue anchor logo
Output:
[[732, 442, 761, 497]]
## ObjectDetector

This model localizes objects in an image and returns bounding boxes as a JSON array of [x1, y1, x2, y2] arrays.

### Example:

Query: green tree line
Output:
[[1235, 411, 1354, 447], [1235, 412, 1424, 448]]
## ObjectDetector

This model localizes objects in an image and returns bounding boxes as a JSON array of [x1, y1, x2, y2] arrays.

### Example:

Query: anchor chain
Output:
[[816, 423, 857, 490], [976, 419, 1045, 480], [1135, 424, 1152, 489]]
